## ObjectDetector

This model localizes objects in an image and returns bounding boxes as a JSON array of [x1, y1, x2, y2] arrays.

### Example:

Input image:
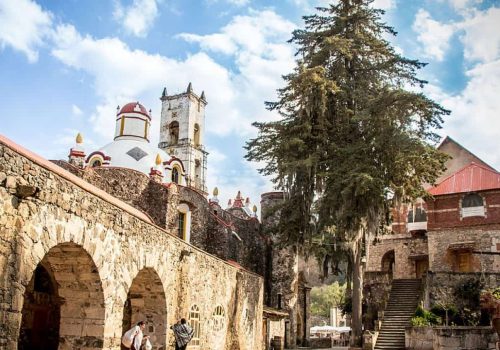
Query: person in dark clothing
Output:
[[170, 318, 194, 350]]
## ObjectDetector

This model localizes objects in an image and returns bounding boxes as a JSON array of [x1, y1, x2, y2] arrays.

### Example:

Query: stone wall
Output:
[[427, 229, 500, 273], [423, 271, 500, 310], [405, 326, 498, 350], [0, 138, 263, 350], [363, 272, 392, 331], [366, 235, 428, 279]]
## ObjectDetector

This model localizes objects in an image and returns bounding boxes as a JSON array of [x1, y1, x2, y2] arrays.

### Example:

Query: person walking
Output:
[[171, 318, 194, 350], [122, 321, 149, 350]]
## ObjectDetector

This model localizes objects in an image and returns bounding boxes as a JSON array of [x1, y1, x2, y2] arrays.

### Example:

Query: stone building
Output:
[[0, 84, 310, 350], [363, 137, 500, 349]]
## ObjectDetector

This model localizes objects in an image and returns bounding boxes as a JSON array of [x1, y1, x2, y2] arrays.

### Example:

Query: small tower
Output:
[[210, 187, 219, 204], [68, 132, 86, 168], [149, 154, 164, 183], [158, 83, 208, 194]]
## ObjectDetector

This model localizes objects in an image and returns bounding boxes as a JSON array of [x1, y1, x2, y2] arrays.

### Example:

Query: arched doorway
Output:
[[18, 243, 105, 350], [122, 268, 167, 350], [381, 250, 395, 276]]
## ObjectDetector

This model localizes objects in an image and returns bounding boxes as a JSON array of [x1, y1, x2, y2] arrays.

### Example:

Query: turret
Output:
[[68, 132, 86, 168]]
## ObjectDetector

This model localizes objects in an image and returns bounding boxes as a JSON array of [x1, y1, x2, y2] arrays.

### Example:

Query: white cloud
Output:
[[72, 104, 83, 116], [113, 0, 159, 37], [460, 7, 500, 63], [51, 9, 296, 141], [0, 0, 52, 62], [412, 9, 456, 61], [372, 0, 396, 10], [446, 0, 482, 11], [439, 60, 500, 169], [206, 0, 250, 5]]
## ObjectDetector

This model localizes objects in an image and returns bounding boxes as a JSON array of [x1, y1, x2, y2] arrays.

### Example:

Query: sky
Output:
[[1, 0, 500, 210]]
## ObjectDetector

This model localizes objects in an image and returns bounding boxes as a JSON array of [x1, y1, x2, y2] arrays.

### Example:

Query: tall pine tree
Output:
[[246, 0, 449, 346]]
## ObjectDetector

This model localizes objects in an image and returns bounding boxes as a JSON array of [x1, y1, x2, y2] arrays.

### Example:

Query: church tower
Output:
[[158, 83, 208, 194]]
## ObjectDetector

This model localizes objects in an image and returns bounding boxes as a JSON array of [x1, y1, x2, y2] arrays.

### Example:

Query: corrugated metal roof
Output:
[[429, 162, 500, 196]]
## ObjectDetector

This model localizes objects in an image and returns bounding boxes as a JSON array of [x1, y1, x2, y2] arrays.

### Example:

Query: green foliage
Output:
[[340, 296, 352, 316], [412, 306, 441, 326], [246, 0, 449, 248], [245, 0, 449, 345], [492, 287, 500, 300], [410, 316, 430, 327], [454, 278, 483, 308], [310, 282, 347, 317]]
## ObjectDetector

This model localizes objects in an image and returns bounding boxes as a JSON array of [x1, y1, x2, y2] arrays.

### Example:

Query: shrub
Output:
[[411, 306, 441, 326], [410, 316, 429, 327]]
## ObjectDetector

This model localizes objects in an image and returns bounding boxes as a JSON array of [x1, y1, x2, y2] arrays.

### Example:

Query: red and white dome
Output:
[[118, 102, 151, 119]]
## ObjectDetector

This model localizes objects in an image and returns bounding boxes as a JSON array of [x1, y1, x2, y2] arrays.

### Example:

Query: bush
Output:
[[410, 316, 429, 327], [492, 287, 500, 300], [454, 279, 483, 308], [411, 306, 441, 326]]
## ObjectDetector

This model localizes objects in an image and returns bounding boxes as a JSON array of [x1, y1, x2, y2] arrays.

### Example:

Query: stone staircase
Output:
[[374, 279, 421, 350]]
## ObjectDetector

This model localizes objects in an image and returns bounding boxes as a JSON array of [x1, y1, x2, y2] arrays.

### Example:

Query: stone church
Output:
[[0, 84, 310, 350]]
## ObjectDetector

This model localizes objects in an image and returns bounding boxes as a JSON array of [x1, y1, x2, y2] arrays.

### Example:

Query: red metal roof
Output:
[[429, 162, 500, 196], [119, 102, 150, 119]]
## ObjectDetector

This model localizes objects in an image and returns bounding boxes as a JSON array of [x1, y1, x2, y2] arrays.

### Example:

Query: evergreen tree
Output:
[[246, 0, 449, 346]]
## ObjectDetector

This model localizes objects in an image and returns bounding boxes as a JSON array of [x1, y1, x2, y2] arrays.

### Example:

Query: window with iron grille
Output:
[[189, 305, 201, 346]]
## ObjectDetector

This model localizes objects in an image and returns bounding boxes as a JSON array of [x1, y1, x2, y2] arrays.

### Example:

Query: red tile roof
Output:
[[429, 162, 500, 196]]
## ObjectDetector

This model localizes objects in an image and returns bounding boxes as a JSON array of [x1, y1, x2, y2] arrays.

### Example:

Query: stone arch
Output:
[[18, 242, 105, 350], [122, 267, 167, 350], [381, 249, 395, 274]]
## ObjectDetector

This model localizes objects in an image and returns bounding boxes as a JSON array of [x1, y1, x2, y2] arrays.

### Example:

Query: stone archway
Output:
[[122, 268, 167, 350], [18, 242, 105, 350], [381, 250, 395, 276]]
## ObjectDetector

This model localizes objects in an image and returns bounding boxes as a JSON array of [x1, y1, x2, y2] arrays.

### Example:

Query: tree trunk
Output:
[[350, 240, 363, 347]]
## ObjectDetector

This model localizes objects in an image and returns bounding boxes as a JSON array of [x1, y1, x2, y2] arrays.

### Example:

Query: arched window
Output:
[[189, 305, 201, 346], [178, 203, 191, 242], [88, 157, 102, 167], [462, 193, 485, 217], [194, 123, 200, 146], [212, 305, 225, 332], [172, 167, 179, 184], [169, 121, 179, 145]]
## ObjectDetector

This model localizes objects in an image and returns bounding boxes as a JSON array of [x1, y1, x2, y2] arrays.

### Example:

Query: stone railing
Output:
[[405, 326, 498, 350]]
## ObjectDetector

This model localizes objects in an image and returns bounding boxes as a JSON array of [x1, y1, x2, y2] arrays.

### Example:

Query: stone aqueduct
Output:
[[0, 136, 263, 350]]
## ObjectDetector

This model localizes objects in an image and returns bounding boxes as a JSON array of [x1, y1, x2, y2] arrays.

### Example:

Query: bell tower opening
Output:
[[158, 83, 208, 194]]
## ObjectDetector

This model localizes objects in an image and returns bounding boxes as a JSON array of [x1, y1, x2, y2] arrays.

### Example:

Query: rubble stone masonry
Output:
[[0, 138, 263, 350]]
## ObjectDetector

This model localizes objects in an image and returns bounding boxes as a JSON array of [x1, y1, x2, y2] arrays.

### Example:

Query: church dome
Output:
[[93, 139, 171, 176], [119, 102, 150, 119]]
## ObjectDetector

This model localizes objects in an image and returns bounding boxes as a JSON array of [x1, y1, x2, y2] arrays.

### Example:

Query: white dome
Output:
[[96, 139, 171, 179]]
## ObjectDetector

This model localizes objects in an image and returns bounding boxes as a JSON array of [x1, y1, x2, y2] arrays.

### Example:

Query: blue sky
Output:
[[1, 0, 500, 208]]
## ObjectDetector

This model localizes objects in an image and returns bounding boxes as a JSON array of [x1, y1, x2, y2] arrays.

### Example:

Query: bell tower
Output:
[[158, 83, 208, 194]]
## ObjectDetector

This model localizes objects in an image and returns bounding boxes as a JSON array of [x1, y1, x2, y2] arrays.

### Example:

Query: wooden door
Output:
[[415, 259, 428, 278]]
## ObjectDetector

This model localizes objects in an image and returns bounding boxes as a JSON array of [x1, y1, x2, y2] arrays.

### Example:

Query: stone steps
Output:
[[374, 278, 421, 350]]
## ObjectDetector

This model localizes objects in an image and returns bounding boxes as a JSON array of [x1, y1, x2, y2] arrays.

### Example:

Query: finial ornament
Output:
[[200, 91, 206, 101], [186, 82, 193, 93], [76, 132, 83, 144], [155, 153, 162, 165], [162, 87, 167, 97], [213, 187, 219, 196]]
